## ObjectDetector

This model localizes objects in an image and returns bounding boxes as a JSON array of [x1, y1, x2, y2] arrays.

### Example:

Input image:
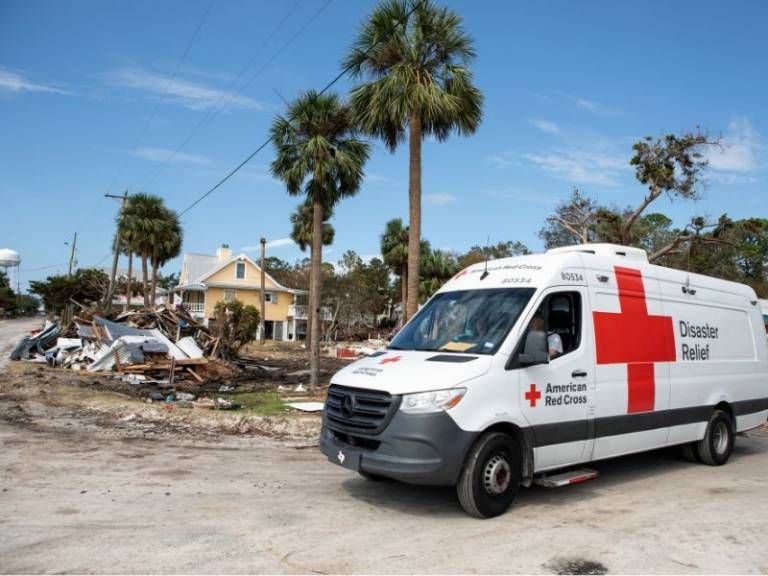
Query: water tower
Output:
[[0, 248, 21, 293]]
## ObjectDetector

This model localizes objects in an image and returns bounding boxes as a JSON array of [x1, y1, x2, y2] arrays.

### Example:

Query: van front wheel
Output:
[[457, 432, 521, 518], [696, 409, 734, 466]]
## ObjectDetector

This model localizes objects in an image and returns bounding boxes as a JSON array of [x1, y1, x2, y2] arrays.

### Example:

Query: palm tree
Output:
[[271, 90, 370, 386], [380, 218, 409, 325], [290, 201, 335, 252], [117, 207, 142, 311], [290, 200, 335, 352], [150, 207, 183, 305], [419, 247, 458, 302], [345, 0, 483, 321], [115, 235, 135, 311], [120, 193, 166, 307]]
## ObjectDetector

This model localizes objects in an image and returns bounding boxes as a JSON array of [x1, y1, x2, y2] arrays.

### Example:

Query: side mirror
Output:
[[518, 330, 549, 367]]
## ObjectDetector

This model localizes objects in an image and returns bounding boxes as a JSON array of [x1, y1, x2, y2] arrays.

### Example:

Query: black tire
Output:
[[358, 470, 389, 482], [695, 409, 734, 466], [457, 432, 521, 518], [680, 442, 700, 463]]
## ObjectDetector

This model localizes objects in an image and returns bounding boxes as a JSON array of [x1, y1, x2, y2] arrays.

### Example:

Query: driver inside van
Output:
[[529, 314, 563, 359]]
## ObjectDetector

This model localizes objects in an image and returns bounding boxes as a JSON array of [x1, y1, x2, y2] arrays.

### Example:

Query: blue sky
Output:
[[1, 0, 766, 291]]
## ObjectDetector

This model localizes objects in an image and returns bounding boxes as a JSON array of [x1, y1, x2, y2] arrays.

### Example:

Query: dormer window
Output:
[[236, 262, 246, 280]]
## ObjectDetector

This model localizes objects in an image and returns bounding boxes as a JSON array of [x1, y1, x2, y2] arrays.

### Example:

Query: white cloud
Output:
[[560, 93, 620, 117], [482, 188, 558, 205], [425, 193, 457, 205], [0, 69, 66, 94], [106, 65, 266, 111], [708, 172, 758, 185], [529, 118, 560, 134], [523, 149, 627, 187], [132, 146, 213, 166], [487, 154, 518, 169], [241, 237, 295, 252], [366, 173, 391, 183], [266, 238, 294, 249], [707, 117, 763, 173]]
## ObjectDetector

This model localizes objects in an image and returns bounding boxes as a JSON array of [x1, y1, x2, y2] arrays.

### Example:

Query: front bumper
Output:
[[319, 409, 476, 486]]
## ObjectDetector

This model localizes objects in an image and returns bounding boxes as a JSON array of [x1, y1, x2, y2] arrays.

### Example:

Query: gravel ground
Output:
[[1, 317, 768, 574], [1, 406, 767, 574]]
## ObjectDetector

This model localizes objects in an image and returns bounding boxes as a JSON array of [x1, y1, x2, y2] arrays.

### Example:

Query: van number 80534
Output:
[[561, 272, 584, 282]]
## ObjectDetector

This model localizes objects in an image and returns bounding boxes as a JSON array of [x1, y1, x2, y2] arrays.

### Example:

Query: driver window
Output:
[[525, 292, 582, 360]]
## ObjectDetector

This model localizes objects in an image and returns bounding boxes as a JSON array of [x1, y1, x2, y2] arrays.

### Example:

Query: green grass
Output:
[[226, 391, 287, 415]]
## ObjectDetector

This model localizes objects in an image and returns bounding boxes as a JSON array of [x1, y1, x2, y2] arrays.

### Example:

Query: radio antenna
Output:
[[480, 235, 490, 280]]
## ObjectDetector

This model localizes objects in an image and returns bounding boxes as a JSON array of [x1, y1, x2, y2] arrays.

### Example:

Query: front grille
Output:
[[325, 384, 397, 435], [330, 429, 381, 450]]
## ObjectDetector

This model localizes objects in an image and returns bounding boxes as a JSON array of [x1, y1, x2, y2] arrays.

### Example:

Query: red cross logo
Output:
[[379, 355, 402, 365], [525, 383, 541, 407], [593, 266, 676, 413]]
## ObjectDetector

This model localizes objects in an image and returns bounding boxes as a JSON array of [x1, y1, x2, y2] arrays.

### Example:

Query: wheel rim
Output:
[[483, 453, 511, 496], [712, 420, 729, 455]]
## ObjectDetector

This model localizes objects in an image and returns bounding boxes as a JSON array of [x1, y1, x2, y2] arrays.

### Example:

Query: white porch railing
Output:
[[289, 304, 307, 319], [289, 304, 332, 321], [184, 302, 205, 314]]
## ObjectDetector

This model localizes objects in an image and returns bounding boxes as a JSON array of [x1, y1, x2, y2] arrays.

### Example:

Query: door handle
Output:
[[571, 370, 588, 378]]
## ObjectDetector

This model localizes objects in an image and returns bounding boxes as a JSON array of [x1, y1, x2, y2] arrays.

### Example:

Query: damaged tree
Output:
[[212, 299, 260, 361], [541, 128, 725, 264]]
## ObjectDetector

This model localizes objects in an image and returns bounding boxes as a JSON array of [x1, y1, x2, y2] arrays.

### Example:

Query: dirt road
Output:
[[0, 317, 43, 369], [1, 408, 767, 574]]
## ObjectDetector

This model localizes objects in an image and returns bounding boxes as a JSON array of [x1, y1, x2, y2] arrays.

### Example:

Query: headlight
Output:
[[399, 388, 466, 414]]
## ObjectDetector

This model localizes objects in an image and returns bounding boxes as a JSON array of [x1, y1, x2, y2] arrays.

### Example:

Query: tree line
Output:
[[0, 271, 38, 317]]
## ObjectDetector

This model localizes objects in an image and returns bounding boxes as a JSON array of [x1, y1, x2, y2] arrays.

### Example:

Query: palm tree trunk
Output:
[[141, 252, 149, 307], [306, 242, 314, 354], [124, 252, 133, 312], [406, 111, 422, 321], [150, 247, 158, 307], [400, 264, 408, 328], [309, 199, 323, 387]]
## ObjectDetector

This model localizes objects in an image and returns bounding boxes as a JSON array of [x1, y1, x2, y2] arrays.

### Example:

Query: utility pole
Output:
[[260, 237, 266, 343], [102, 190, 129, 310], [67, 232, 78, 277]]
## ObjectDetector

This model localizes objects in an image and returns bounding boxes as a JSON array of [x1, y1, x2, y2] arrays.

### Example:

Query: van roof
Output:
[[546, 243, 648, 262], [440, 243, 757, 302]]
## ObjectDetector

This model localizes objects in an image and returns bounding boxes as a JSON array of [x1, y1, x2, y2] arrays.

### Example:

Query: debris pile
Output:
[[10, 305, 231, 387], [331, 339, 388, 359]]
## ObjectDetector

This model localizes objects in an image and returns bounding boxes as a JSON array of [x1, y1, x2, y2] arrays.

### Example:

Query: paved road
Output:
[[0, 317, 43, 369], [1, 419, 767, 574]]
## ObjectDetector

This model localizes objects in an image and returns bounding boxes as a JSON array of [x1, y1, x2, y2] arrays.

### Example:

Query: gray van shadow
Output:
[[341, 437, 767, 517]]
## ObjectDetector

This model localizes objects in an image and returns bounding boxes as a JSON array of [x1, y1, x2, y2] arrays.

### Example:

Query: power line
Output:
[[106, 0, 217, 194], [133, 0, 319, 192], [177, 0, 423, 218], [20, 263, 69, 272]]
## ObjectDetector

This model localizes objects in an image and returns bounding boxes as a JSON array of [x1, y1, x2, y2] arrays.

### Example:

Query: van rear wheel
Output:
[[457, 432, 521, 518], [696, 409, 734, 466]]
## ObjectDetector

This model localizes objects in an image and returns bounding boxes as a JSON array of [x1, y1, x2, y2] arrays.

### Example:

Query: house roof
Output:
[[177, 251, 295, 293], [182, 253, 219, 286]]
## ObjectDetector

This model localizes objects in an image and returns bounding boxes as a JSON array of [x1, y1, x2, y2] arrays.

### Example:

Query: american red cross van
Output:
[[319, 243, 768, 517]]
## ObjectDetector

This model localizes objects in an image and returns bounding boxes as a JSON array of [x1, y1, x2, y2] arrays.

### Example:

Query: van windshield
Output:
[[390, 288, 535, 355]]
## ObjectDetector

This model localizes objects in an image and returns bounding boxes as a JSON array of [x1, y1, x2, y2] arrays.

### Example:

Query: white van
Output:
[[320, 244, 768, 517]]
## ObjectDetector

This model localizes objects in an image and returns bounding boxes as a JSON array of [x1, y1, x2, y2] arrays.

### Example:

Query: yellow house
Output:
[[175, 244, 307, 340]]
